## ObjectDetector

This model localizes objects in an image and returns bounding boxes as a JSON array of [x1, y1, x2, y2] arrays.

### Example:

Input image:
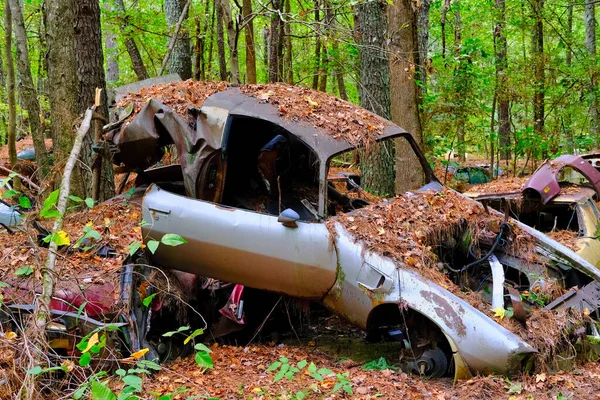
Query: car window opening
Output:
[[220, 116, 321, 221], [484, 197, 580, 234]]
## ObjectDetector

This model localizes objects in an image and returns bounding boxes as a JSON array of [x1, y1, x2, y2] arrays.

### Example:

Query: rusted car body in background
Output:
[[466, 155, 600, 268], [104, 84, 600, 380]]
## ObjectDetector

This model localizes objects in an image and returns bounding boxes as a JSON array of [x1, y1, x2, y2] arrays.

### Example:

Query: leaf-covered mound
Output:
[[240, 83, 389, 148], [328, 188, 534, 286], [117, 80, 231, 118]]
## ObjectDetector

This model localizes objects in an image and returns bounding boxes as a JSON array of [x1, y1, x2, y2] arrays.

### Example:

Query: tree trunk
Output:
[[44, 0, 83, 195], [356, 0, 394, 196], [216, 2, 227, 80], [312, 1, 321, 89], [194, 15, 203, 80], [4, 1, 17, 171], [440, 0, 451, 60], [283, 0, 293, 83], [75, 0, 114, 201], [532, 0, 544, 154], [165, 0, 192, 80], [219, 0, 239, 83], [453, 2, 467, 162], [495, 0, 510, 161], [388, 0, 425, 192], [269, 0, 283, 82], [332, 41, 347, 100], [105, 32, 119, 83], [115, 0, 149, 80], [564, 1, 574, 152], [207, 2, 216, 79], [318, 46, 328, 91], [243, 0, 257, 83], [9, 0, 50, 179], [415, 0, 431, 97], [585, 0, 599, 145]]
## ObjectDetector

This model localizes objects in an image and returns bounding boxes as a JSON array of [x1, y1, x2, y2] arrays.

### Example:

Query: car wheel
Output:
[[406, 347, 448, 379]]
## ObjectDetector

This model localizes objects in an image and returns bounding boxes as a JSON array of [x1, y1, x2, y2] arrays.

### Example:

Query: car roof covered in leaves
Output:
[[118, 80, 409, 161]]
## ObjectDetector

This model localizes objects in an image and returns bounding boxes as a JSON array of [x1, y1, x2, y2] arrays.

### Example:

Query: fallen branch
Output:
[[0, 165, 41, 191], [35, 108, 93, 328], [158, 0, 193, 76]]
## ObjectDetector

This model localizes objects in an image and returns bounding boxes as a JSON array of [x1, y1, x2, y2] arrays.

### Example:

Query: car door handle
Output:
[[149, 206, 171, 215]]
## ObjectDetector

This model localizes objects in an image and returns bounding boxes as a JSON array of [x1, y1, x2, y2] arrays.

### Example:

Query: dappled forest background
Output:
[[0, 0, 599, 182]]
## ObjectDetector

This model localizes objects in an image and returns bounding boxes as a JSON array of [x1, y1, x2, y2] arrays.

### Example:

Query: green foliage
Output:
[[194, 343, 213, 369], [14, 265, 33, 277], [142, 293, 157, 307], [363, 357, 397, 371], [266, 357, 352, 395]]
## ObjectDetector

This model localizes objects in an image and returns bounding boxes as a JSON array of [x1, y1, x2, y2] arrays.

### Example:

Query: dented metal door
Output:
[[142, 184, 338, 299]]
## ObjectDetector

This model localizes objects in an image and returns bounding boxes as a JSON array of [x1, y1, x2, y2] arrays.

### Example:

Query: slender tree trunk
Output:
[[165, 0, 192, 80], [415, 0, 431, 97], [332, 41, 347, 100], [585, 0, 599, 145], [207, 2, 216, 79], [283, 0, 293, 83], [4, 1, 17, 171], [495, 0, 510, 160], [453, 1, 467, 162], [106, 32, 119, 83], [9, 0, 50, 179], [564, 1, 574, 152], [263, 25, 270, 80], [115, 0, 149, 80], [356, 0, 394, 196], [243, 0, 257, 83], [388, 0, 425, 192], [218, 0, 239, 83], [194, 15, 203, 80], [44, 0, 83, 195], [532, 0, 544, 154], [312, 1, 321, 89], [318, 46, 328, 91], [75, 0, 114, 200], [440, 0, 451, 60], [269, 0, 283, 82], [216, 2, 227, 80]]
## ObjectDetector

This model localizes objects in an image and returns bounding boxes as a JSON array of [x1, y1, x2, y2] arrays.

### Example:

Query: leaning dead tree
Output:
[[36, 105, 94, 329]]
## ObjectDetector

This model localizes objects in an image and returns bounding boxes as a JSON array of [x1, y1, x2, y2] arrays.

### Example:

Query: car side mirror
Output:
[[278, 208, 300, 228]]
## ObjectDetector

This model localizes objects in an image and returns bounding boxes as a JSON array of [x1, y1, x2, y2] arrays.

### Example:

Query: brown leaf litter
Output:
[[241, 83, 389, 148], [117, 80, 230, 120]]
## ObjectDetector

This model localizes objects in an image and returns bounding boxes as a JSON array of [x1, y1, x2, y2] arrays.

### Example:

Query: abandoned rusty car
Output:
[[101, 83, 600, 379]]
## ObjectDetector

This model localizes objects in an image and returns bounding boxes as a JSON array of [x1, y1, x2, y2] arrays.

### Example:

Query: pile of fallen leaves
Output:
[[117, 80, 230, 118], [547, 230, 581, 252], [467, 176, 529, 195], [0, 194, 142, 304], [241, 83, 389, 148], [328, 188, 523, 287]]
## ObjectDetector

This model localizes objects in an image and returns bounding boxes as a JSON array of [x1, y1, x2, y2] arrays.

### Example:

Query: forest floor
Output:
[[1, 144, 600, 399], [138, 315, 600, 400]]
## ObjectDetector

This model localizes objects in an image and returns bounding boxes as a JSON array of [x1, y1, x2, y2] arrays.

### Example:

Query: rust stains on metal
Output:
[[421, 290, 467, 337]]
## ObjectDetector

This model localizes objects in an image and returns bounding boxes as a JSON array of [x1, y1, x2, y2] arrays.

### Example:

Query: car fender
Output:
[[323, 223, 535, 376]]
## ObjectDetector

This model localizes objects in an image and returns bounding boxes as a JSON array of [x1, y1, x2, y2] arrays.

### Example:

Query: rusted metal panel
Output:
[[545, 280, 600, 312], [524, 155, 600, 204]]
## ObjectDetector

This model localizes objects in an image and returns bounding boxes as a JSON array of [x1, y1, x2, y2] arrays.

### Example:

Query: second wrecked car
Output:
[[106, 81, 600, 380]]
